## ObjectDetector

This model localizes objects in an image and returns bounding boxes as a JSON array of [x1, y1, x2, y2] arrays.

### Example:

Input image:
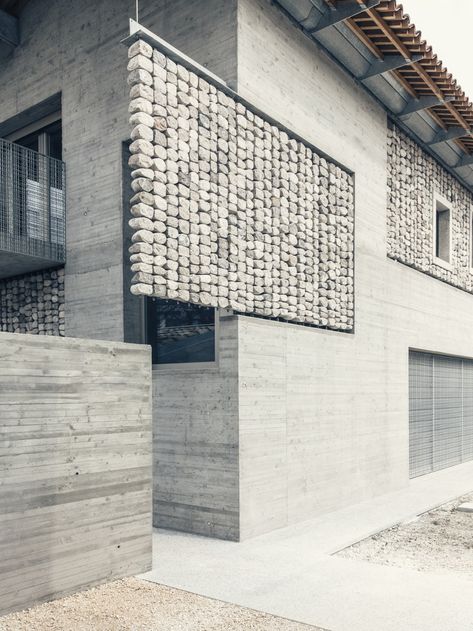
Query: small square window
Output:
[[433, 195, 451, 266], [147, 298, 216, 365]]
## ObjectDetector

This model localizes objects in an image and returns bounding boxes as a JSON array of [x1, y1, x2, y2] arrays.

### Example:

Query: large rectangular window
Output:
[[147, 298, 216, 366], [433, 195, 451, 265]]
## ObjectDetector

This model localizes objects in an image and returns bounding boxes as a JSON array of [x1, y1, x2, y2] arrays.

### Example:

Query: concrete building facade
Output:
[[1, 0, 473, 543], [0, 332, 152, 615]]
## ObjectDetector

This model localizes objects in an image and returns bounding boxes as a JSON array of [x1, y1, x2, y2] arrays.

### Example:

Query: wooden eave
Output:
[[340, 0, 473, 157]]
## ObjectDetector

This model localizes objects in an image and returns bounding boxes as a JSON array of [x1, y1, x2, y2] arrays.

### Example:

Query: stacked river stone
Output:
[[127, 39, 355, 331], [0, 268, 65, 336], [387, 124, 473, 292]]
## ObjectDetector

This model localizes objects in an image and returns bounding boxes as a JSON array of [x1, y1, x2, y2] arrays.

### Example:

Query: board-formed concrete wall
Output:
[[127, 40, 355, 331], [152, 316, 240, 540], [0, 267, 65, 336], [230, 0, 473, 538], [0, 332, 152, 615], [387, 123, 473, 291]]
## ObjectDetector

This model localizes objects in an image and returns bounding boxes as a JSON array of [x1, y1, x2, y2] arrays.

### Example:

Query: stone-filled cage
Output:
[[126, 35, 355, 333]]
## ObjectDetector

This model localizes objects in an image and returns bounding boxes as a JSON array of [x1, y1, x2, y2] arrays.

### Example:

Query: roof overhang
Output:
[[275, 0, 473, 193], [0, 9, 18, 47]]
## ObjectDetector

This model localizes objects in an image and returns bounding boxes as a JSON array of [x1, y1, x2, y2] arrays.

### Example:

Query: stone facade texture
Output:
[[0, 268, 65, 336], [387, 123, 473, 291], [127, 40, 355, 331]]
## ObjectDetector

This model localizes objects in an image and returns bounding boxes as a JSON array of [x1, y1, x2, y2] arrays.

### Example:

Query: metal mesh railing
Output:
[[0, 138, 65, 262]]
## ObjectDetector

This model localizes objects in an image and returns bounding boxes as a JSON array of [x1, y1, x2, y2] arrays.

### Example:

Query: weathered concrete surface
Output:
[[0, 332, 152, 615], [152, 316, 240, 541], [0, 0, 237, 341]]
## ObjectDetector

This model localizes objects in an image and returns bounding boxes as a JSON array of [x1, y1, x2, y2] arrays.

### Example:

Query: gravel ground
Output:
[[338, 492, 473, 580], [0, 577, 324, 631]]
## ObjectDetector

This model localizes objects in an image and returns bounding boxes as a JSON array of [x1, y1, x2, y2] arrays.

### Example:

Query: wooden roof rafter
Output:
[[331, 0, 473, 156]]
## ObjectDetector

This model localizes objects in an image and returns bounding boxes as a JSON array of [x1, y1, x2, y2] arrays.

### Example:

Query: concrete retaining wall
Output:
[[0, 267, 65, 336], [0, 332, 152, 615]]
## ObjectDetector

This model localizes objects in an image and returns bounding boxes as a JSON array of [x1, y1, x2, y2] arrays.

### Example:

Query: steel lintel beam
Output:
[[360, 53, 424, 80], [0, 9, 19, 47], [308, 0, 381, 33], [399, 95, 455, 118], [428, 126, 471, 146]]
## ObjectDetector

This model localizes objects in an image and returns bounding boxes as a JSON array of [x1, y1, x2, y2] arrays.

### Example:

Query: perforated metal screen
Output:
[[409, 351, 473, 478], [0, 138, 65, 261]]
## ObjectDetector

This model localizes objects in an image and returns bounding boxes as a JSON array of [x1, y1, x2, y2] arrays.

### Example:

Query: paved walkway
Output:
[[142, 461, 473, 631]]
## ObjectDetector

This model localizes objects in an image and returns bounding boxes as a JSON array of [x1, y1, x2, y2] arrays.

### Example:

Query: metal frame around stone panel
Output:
[[123, 24, 355, 333]]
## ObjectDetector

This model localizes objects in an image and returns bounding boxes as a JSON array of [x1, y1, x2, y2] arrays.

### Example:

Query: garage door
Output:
[[409, 351, 473, 478]]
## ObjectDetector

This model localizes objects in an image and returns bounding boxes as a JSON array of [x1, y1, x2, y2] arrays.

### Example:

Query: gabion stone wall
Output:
[[0, 268, 65, 336], [127, 39, 355, 331], [387, 124, 473, 291]]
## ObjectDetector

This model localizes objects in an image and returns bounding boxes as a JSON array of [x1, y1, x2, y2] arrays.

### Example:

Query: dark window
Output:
[[15, 132, 38, 153], [47, 123, 62, 160], [15, 121, 62, 160], [434, 199, 450, 263], [147, 298, 216, 365]]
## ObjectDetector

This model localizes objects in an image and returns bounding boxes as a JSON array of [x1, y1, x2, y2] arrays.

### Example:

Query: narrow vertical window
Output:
[[470, 208, 473, 270], [434, 196, 451, 264]]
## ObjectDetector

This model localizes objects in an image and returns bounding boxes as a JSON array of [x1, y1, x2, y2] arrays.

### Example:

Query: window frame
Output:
[[11, 120, 62, 160], [5, 112, 61, 152], [432, 192, 453, 271], [147, 298, 220, 372]]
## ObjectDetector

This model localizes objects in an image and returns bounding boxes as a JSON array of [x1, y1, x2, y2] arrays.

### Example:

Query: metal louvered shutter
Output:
[[409, 350, 473, 479], [462, 361, 473, 461], [409, 351, 433, 478], [433, 355, 462, 470]]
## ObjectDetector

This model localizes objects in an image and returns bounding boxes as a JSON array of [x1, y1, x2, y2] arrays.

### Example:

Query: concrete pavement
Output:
[[142, 460, 473, 631]]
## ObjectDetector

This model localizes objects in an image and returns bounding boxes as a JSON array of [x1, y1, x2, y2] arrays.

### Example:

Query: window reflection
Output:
[[147, 298, 216, 365]]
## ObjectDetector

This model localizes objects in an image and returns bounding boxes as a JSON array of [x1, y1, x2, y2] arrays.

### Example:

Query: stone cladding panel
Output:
[[127, 39, 355, 331], [387, 123, 473, 291]]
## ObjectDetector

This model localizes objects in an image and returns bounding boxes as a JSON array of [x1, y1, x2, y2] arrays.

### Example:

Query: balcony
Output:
[[0, 138, 65, 279]]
